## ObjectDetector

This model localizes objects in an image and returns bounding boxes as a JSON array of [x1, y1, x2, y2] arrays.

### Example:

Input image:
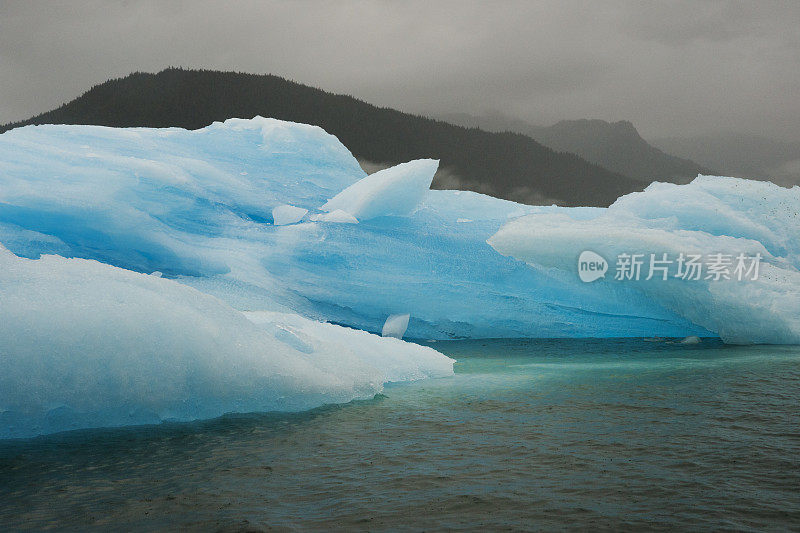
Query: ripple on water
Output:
[[1, 339, 799, 530]]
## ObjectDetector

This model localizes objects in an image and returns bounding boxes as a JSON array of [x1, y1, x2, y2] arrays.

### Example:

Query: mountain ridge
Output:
[[440, 112, 711, 183], [0, 68, 640, 207], [651, 134, 800, 187]]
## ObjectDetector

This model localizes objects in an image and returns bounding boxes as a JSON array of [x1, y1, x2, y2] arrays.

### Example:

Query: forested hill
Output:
[[0, 68, 641, 206]]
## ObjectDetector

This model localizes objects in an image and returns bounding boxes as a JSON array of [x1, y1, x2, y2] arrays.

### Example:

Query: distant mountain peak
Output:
[[442, 112, 710, 183], [549, 118, 641, 139]]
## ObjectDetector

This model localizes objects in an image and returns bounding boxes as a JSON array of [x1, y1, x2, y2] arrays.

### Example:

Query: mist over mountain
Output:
[[651, 135, 800, 187], [0, 68, 641, 207], [442, 112, 710, 184]]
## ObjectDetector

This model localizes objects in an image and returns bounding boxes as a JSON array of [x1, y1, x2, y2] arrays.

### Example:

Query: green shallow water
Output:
[[1, 338, 799, 531]]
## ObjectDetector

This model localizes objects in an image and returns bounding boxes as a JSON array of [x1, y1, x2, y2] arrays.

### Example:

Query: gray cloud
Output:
[[0, 0, 798, 140]]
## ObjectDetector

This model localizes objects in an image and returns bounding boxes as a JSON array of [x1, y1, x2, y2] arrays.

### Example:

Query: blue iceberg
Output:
[[1, 117, 799, 437], [488, 176, 800, 344], [0, 246, 453, 439], [1, 117, 797, 344]]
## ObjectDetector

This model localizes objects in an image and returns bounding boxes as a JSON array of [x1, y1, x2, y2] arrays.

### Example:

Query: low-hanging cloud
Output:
[[1, 1, 799, 141]]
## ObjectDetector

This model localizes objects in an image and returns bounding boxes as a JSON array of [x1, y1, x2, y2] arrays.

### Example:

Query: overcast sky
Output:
[[1, 0, 799, 140]]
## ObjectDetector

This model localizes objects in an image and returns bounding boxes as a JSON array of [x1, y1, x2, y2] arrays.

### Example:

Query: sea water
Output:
[[1, 339, 798, 530]]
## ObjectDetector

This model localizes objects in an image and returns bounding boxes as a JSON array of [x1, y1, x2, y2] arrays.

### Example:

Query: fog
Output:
[[1, 1, 799, 140]]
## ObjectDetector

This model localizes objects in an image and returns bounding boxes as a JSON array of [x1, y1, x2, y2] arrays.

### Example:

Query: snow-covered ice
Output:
[[488, 176, 800, 344], [0, 246, 453, 439]]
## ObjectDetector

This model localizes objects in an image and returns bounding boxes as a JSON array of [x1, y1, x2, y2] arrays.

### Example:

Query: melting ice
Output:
[[1, 117, 798, 437]]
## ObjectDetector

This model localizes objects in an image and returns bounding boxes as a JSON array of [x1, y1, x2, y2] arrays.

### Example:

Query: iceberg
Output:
[[0, 246, 453, 439], [0, 118, 706, 341], [11, 117, 798, 438], [0, 117, 797, 348], [488, 176, 800, 344]]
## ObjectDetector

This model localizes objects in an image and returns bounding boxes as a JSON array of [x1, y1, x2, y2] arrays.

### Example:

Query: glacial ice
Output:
[[382, 313, 411, 339], [321, 159, 438, 220], [488, 176, 800, 344], [0, 246, 453, 439], [0, 118, 701, 341], [243, 311, 447, 382], [0, 117, 798, 352], [272, 204, 308, 225], [309, 209, 359, 224]]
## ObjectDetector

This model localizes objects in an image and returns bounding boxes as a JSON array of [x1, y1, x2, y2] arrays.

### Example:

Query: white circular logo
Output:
[[578, 250, 608, 282]]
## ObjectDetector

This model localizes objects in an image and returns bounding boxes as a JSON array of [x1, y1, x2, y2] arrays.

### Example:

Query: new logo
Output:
[[578, 250, 608, 282]]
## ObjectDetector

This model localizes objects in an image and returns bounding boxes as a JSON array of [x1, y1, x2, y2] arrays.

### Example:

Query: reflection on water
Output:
[[1, 339, 799, 530]]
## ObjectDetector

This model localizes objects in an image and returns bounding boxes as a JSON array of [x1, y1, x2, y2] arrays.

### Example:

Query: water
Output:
[[1, 339, 799, 531]]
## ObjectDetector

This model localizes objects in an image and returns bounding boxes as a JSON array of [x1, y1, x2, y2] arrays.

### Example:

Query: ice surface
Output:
[[382, 313, 410, 339], [309, 209, 359, 224], [272, 204, 308, 226], [244, 311, 449, 383], [0, 119, 797, 345], [488, 176, 800, 344], [1, 119, 704, 340], [0, 117, 364, 274], [0, 246, 453, 439], [321, 159, 438, 220]]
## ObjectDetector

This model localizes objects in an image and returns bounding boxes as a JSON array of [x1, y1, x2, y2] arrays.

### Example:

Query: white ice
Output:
[[309, 209, 359, 223], [272, 204, 308, 226], [381, 313, 411, 339], [0, 246, 453, 439], [488, 176, 800, 344], [321, 159, 438, 220], [0, 118, 797, 349]]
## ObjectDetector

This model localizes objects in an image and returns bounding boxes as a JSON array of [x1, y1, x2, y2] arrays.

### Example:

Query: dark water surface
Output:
[[1, 339, 799, 531]]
